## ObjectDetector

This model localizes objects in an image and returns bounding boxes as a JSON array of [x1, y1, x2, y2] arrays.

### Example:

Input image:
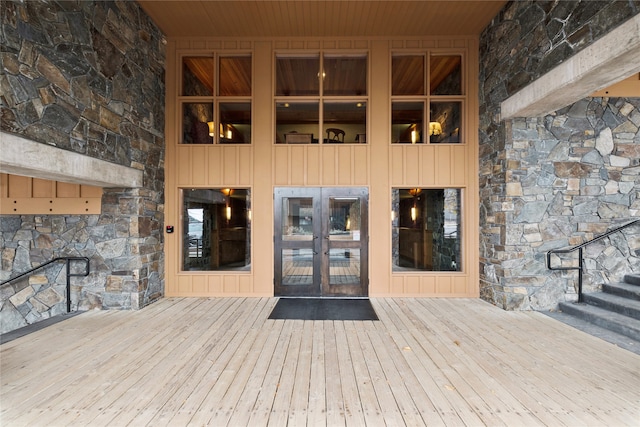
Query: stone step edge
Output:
[[558, 302, 640, 342], [602, 282, 640, 301], [583, 292, 640, 321], [624, 274, 640, 286]]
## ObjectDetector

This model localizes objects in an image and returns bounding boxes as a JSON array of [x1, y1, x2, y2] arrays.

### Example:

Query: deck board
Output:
[[2, 297, 639, 426]]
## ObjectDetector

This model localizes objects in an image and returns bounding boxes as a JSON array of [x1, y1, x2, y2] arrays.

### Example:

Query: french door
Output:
[[274, 187, 369, 297]]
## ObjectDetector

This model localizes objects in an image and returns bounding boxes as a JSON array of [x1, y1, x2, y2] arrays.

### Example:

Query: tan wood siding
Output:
[[1, 173, 102, 215], [164, 36, 479, 298]]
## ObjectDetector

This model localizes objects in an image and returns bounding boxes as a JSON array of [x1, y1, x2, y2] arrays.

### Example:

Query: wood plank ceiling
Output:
[[137, 1, 507, 38]]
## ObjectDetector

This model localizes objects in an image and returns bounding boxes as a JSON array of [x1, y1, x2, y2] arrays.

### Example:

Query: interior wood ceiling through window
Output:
[[185, 54, 460, 102], [137, 1, 507, 38]]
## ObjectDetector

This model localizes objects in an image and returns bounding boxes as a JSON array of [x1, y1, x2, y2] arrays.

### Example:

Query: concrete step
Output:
[[583, 292, 640, 321], [602, 282, 640, 301], [543, 310, 640, 355], [624, 274, 640, 286], [558, 302, 640, 342]]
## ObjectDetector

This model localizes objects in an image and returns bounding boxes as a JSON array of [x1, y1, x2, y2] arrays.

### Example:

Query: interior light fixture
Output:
[[226, 206, 231, 221], [207, 121, 215, 137], [411, 206, 417, 222], [411, 129, 418, 144], [429, 122, 443, 136]]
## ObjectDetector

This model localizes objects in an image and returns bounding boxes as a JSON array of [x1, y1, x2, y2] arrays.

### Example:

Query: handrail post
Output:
[[577, 248, 583, 303], [66, 259, 72, 313]]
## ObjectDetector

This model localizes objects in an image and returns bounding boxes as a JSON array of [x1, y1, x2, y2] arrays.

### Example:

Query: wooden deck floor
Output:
[[1, 297, 639, 426]]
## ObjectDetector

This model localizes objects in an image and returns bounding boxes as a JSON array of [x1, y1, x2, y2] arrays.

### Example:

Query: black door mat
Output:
[[268, 298, 378, 321]]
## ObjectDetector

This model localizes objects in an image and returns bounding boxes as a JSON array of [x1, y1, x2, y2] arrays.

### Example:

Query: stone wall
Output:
[[1, 0, 166, 332], [479, 0, 640, 310]]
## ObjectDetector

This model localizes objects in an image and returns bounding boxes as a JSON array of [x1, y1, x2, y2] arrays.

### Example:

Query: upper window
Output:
[[391, 53, 463, 144], [275, 53, 368, 144], [180, 54, 252, 144]]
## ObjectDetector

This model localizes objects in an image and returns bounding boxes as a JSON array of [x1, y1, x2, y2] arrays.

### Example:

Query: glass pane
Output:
[[392, 102, 424, 143], [282, 248, 314, 285], [219, 102, 251, 144], [429, 101, 461, 143], [392, 189, 461, 272], [281, 197, 314, 240], [329, 248, 360, 285], [276, 55, 320, 96], [275, 102, 319, 144], [392, 55, 425, 95], [430, 55, 462, 95], [323, 55, 367, 96], [323, 102, 366, 144], [329, 197, 361, 241], [182, 103, 214, 144], [182, 56, 214, 96], [219, 56, 252, 96], [183, 188, 251, 271]]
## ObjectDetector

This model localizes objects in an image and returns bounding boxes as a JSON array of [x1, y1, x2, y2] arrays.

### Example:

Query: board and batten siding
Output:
[[164, 37, 479, 298]]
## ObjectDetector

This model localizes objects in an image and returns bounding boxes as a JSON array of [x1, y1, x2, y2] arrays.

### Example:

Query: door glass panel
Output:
[[281, 197, 314, 240], [329, 248, 360, 285], [329, 197, 361, 241], [282, 249, 314, 285]]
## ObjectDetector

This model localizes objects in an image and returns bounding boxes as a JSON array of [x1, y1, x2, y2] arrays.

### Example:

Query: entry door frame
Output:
[[274, 187, 369, 298]]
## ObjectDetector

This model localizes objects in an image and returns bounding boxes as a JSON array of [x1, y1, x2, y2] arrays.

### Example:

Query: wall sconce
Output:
[[429, 122, 442, 136], [411, 206, 417, 222], [207, 121, 215, 137], [411, 129, 418, 144], [225, 206, 232, 221]]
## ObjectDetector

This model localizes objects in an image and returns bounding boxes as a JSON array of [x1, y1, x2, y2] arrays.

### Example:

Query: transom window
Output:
[[180, 54, 252, 144], [391, 53, 463, 144], [275, 53, 368, 144]]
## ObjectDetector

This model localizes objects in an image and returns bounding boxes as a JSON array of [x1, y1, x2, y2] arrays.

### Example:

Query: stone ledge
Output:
[[0, 132, 143, 188], [501, 14, 640, 119]]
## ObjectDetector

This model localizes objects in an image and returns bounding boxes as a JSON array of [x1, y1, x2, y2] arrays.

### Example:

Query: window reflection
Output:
[[182, 56, 214, 96], [392, 102, 424, 143], [392, 188, 462, 272], [219, 56, 252, 96], [392, 55, 425, 96], [183, 188, 251, 271], [323, 55, 367, 96], [219, 102, 251, 143], [429, 101, 461, 143], [276, 55, 320, 96], [430, 55, 462, 95], [182, 103, 214, 144]]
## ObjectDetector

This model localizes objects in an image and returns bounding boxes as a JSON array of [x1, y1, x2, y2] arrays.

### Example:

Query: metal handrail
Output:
[[1, 257, 90, 312], [547, 219, 640, 302]]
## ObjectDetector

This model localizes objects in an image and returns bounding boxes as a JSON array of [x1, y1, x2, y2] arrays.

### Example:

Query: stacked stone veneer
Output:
[[479, 1, 640, 310], [1, 1, 166, 332]]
